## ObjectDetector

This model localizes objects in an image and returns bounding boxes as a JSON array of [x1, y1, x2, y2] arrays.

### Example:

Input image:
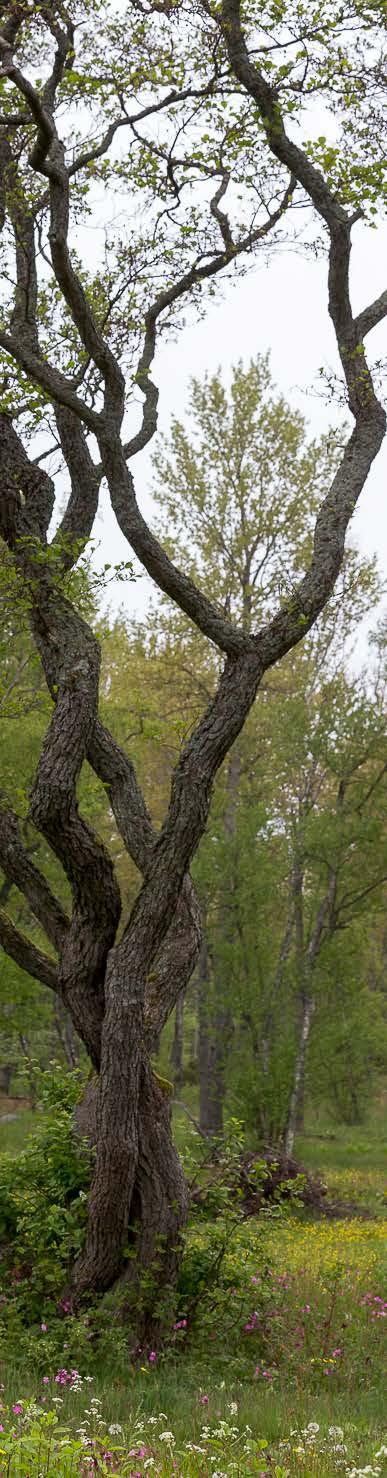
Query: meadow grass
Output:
[[0, 1089, 386, 1474]]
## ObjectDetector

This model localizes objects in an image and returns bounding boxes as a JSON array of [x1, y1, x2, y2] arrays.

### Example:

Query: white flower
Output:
[[329, 1425, 344, 1441], [347, 1468, 381, 1477], [108, 1423, 123, 1436], [375, 1451, 387, 1461], [159, 1430, 175, 1444], [144, 1461, 155, 1471], [228, 1401, 238, 1415], [307, 1423, 320, 1434]]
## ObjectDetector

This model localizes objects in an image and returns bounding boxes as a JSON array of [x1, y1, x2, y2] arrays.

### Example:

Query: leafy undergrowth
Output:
[[0, 1080, 386, 1474], [1, 1211, 386, 1475]]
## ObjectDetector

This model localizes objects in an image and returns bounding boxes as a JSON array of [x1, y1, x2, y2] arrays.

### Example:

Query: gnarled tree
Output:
[[0, 0, 386, 1317]]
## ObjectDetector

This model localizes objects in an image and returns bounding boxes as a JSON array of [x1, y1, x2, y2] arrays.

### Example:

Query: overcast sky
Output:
[[92, 213, 387, 631]]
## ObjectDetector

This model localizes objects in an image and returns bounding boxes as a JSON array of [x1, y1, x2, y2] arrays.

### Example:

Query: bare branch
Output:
[[355, 290, 387, 341], [0, 907, 58, 990]]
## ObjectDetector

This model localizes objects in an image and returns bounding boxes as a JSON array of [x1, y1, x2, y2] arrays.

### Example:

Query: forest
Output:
[[0, 0, 386, 1474]]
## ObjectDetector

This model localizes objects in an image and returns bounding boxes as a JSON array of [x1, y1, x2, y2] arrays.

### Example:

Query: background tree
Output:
[[0, 0, 386, 1321], [149, 360, 387, 1141]]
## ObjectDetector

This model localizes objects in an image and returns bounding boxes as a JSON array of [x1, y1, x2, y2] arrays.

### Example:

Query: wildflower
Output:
[[159, 1430, 175, 1444], [12, 1404, 22, 1415], [328, 1426, 343, 1440], [108, 1423, 123, 1435], [199, 1394, 209, 1405], [173, 1318, 187, 1329], [40, 1322, 48, 1332], [42, 1377, 49, 1386], [228, 1401, 238, 1415], [0, 1425, 3, 1432], [148, 1350, 157, 1363]]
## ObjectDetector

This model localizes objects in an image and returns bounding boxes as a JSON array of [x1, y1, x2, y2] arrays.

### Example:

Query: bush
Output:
[[0, 1065, 92, 1370]]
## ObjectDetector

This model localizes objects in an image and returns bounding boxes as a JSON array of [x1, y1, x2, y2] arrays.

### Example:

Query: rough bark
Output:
[[0, 0, 386, 1319], [74, 1062, 188, 1321]]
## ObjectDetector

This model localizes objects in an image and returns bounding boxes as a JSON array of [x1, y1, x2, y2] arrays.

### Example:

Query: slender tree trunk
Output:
[[170, 991, 185, 1091], [283, 995, 315, 1159], [198, 938, 224, 1135], [295, 1061, 305, 1134], [0, 1062, 13, 1096], [198, 746, 240, 1137], [18, 1033, 37, 1107], [53, 997, 80, 1069]]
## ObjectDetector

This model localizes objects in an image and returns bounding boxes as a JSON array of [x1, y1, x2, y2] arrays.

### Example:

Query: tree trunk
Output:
[[73, 1059, 188, 1335], [283, 996, 315, 1159], [0, 1062, 13, 1096], [170, 991, 185, 1092], [198, 940, 228, 1137], [53, 996, 80, 1069], [295, 1060, 305, 1134]]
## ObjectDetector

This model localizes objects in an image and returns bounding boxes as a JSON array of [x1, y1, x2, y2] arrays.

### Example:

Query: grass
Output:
[[295, 1090, 387, 1220], [0, 1086, 386, 1474], [0, 1104, 39, 1156]]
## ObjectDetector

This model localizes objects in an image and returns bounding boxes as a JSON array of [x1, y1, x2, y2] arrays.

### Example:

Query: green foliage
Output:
[[0, 1066, 91, 1365]]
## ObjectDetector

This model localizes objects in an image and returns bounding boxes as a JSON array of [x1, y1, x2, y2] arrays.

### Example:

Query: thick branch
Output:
[[0, 801, 69, 950], [0, 907, 57, 990], [0, 329, 99, 429], [52, 405, 100, 565]]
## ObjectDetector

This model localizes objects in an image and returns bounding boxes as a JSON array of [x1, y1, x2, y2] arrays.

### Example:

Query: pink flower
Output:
[[301, 1304, 311, 1314], [42, 1377, 49, 1385], [0, 1424, 4, 1432], [12, 1404, 22, 1415], [148, 1350, 157, 1363], [40, 1322, 48, 1332], [332, 1347, 343, 1357], [173, 1318, 187, 1330], [199, 1394, 209, 1405]]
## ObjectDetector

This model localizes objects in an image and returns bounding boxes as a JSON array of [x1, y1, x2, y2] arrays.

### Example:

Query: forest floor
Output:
[[0, 1089, 386, 1476]]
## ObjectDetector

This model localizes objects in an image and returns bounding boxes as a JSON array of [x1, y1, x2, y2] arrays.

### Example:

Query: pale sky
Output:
[[95, 215, 387, 630]]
